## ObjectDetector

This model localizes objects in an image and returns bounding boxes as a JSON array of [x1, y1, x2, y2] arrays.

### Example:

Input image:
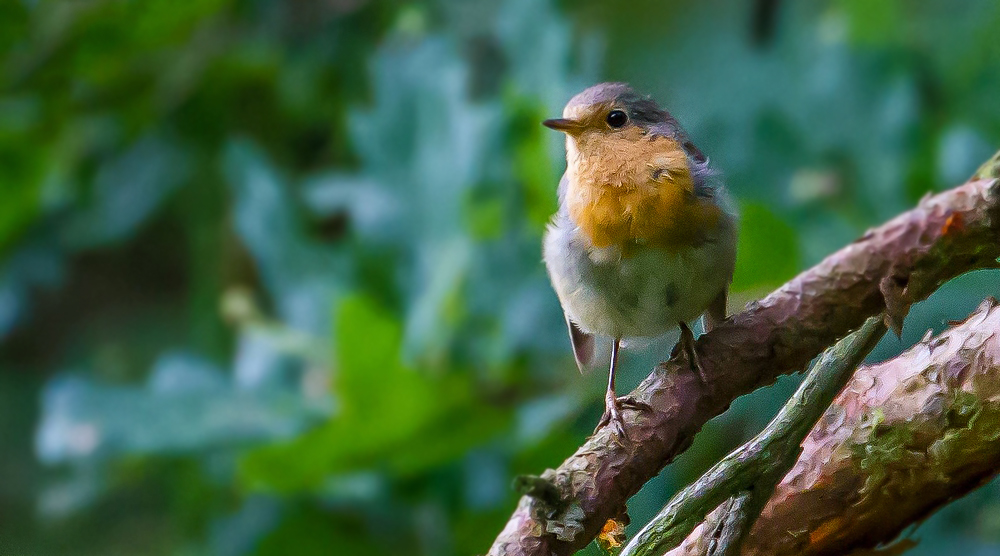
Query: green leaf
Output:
[[837, 0, 903, 46], [0, 148, 45, 254], [730, 202, 800, 292], [238, 294, 509, 492], [507, 96, 559, 231], [254, 504, 397, 556]]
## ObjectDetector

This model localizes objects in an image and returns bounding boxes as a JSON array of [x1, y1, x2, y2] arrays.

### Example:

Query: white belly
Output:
[[543, 215, 736, 339]]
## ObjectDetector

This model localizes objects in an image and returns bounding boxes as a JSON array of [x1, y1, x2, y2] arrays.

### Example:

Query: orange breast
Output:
[[565, 132, 721, 251]]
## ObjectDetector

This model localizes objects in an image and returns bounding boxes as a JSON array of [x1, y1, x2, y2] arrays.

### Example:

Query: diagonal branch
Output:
[[488, 152, 1000, 556], [665, 297, 1000, 555], [621, 317, 887, 556]]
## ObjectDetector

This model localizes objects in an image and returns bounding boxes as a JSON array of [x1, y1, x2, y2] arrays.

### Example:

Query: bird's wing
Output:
[[565, 315, 594, 373]]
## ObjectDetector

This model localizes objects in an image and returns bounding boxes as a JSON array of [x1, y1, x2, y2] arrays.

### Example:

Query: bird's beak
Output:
[[542, 118, 584, 134]]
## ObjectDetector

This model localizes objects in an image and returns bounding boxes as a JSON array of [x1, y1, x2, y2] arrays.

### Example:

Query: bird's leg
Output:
[[596, 338, 626, 437], [676, 322, 710, 383], [595, 339, 652, 439]]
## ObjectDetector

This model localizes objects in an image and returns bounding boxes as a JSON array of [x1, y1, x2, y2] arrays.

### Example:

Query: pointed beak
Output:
[[542, 118, 584, 134]]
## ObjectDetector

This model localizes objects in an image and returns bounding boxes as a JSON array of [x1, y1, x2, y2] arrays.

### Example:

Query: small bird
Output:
[[542, 83, 738, 437]]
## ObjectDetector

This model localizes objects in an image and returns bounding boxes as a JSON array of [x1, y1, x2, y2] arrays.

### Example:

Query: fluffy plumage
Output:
[[542, 82, 738, 436]]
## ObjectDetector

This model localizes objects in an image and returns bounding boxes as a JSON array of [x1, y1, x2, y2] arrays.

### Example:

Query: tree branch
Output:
[[488, 152, 1000, 556], [664, 297, 1000, 555], [621, 317, 886, 556], [704, 491, 757, 556]]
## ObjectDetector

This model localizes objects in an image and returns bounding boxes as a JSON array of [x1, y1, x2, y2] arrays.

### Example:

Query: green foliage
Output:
[[731, 202, 801, 291], [838, 0, 905, 45], [240, 294, 510, 492], [2, 0, 1000, 555], [508, 97, 561, 230], [255, 504, 395, 556]]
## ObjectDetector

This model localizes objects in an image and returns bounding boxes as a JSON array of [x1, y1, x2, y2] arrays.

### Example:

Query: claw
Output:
[[619, 396, 654, 413], [594, 338, 655, 440], [596, 394, 628, 440], [596, 404, 626, 437], [595, 393, 654, 441], [678, 322, 710, 383]]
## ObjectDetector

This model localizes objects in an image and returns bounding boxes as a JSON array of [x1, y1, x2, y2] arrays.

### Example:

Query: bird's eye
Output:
[[606, 109, 628, 129]]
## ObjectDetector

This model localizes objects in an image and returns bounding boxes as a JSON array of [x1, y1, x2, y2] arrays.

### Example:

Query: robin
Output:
[[542, 82, 738, 437]]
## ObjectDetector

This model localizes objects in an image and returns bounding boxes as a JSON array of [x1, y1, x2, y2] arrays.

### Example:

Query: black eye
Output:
[[606, 109, 628, 128]]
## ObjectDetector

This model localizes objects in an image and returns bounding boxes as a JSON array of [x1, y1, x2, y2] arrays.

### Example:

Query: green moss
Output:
[[945, 390, 982, 430], [852, 418, 918, 495], [854, 423, 916, 470]]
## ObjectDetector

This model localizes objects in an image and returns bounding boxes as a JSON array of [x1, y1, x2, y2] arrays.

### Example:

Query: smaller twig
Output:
[[703, 492, 751, 556], [513, 475, 563, 510], [704, 461, 788, 556], [621, 317, 887, 556]]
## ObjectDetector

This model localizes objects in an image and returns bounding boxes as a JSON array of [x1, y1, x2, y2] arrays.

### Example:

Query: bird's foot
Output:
[[675, 322, 710, 384], [594, 393, 654, 440]]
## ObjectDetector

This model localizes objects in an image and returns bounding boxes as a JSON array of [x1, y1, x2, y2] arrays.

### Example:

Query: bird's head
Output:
[[542, 82, 704, 163], [542, 83, 720, 250]]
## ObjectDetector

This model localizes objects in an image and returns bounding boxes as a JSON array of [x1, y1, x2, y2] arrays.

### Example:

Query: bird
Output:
[[541, 82, 738, 438]]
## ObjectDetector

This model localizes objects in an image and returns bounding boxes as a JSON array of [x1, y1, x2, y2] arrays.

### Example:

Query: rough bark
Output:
[[488, 155, 1000, 556], [622, 318, 887, 556], [665, 297, 1000, 555]]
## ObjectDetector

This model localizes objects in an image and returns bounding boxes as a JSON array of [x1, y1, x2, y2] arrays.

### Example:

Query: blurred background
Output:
[[2, 0, 1000, 554]]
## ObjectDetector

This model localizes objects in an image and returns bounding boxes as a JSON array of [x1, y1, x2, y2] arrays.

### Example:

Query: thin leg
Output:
[[608, 338, 620, 405], [595, 339, 653, 439], [677, 322, 710, 383], [596, 338, 625, 437]]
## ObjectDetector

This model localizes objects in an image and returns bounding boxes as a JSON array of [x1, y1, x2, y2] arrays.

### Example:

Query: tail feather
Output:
[[566, 316, 594, 373]]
